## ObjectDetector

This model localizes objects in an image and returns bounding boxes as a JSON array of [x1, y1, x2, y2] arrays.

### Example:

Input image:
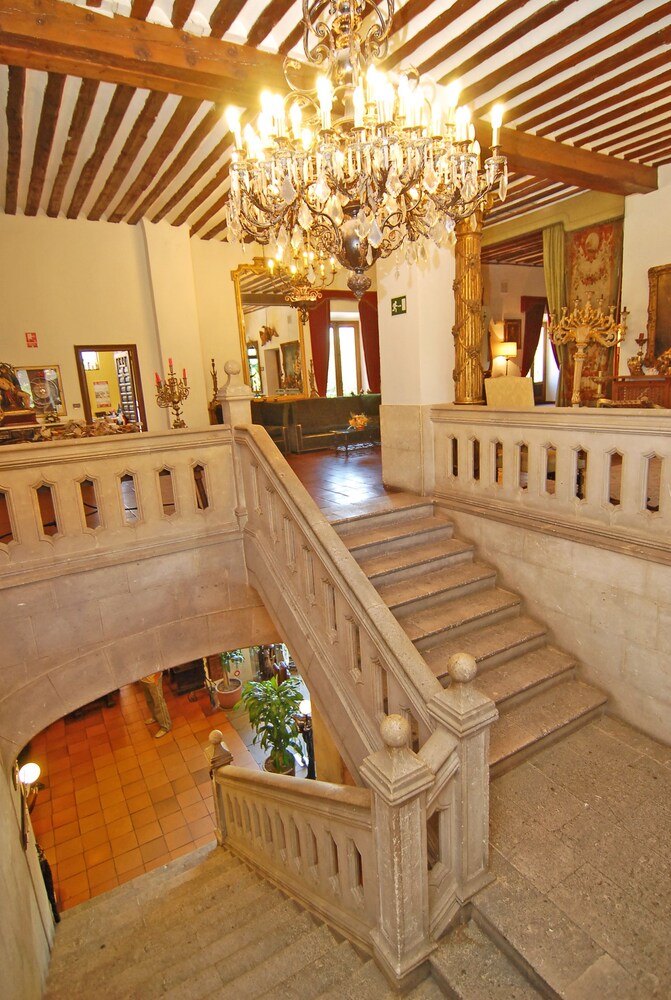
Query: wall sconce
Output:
[[14, 760, 41, 850], [296, 699, 316, 780]]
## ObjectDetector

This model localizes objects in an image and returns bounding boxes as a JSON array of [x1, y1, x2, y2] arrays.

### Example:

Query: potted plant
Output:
[[213, 649, 244, 709], [240, 675, 304, 774]]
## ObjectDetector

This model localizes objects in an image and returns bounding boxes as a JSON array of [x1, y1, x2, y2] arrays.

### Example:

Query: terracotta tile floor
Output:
[[26, 446, 387, 913], [27, 682, 259, 912]]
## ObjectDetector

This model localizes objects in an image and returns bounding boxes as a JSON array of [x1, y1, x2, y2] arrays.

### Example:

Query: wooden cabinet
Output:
[[611, 376, 671, 407]]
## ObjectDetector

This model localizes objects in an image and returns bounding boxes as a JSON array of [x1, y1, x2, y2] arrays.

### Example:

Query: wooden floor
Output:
[[24, 446, 387, 913]]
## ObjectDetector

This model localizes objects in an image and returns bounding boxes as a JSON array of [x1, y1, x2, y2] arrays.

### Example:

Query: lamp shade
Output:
[[18, 762, 40, 786], [500, 341, 518, 359]]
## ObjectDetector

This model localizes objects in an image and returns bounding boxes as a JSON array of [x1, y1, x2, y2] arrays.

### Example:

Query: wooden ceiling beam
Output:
[[0, 0, 659, 199], [5, 64, 25, 214], [47, 76, 99, 217], [0, 0, 311, 105], [476, 124, 657, 197], [25, 69, 65, 215]]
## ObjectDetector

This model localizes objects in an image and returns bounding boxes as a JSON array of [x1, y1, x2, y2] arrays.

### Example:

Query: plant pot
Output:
[[263, 755, 295, 776], [214, 677, 242, 709]]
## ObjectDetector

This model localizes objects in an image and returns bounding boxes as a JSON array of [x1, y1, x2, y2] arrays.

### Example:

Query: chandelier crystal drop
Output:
[[225, 0, 507, 299]]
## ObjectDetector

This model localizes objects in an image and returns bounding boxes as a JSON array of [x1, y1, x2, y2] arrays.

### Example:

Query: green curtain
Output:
[[543, 223, 569, 405]]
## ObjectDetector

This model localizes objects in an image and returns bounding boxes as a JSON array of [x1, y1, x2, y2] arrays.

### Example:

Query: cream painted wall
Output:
[[0, 215, 160, 425], [621, 163, 671, 371]]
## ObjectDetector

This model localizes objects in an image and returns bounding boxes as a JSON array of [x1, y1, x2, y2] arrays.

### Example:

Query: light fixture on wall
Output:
[[225, 0, 507, 298], [13, 760, 42, 849]]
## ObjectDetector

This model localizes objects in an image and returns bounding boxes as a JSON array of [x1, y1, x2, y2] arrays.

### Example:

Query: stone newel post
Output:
[[205, 729, 233, 846], [359, 715, 435, 990], [427, 652, 498, 899]]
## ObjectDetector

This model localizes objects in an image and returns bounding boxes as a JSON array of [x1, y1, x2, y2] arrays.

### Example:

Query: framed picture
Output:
[[15, 365, 66, 417], [503, 318, 522, 348], [646, 263, 671, 362]]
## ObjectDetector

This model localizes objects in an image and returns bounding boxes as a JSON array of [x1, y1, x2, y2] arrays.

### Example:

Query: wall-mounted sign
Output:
[[93, 380, 112, 408], [391, 296, 407, 316], [25, 332, 38, 348]]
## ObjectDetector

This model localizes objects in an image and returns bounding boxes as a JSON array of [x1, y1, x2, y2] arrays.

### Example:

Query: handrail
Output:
[[233, 423, 445, 768]]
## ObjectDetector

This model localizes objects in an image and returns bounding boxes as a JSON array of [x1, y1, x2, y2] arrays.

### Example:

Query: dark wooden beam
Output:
[[47, 76, 99, 216], [476, 123, 657, 197], [5, 63, 24, 214], [25, 69, 65, 214], [0, 0, 312, 105]]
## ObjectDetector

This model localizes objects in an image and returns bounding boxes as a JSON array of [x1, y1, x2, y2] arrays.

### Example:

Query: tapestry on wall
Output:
[[557, 219, 624, 405]]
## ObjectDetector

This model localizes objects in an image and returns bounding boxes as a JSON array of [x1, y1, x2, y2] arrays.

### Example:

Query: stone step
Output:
[[377, 559, 497, 614], [421, 614, 549, 679], [214, 922, 336, 1000], [400, 587, 521, 645], [337, 511, 454, 556], [331, 497, 437, 534], [490, 679, 607, 774], [133, 895, 304, 999], [355, 534, 475, 584], [259, 939, 363, 1000], [429, 919, 549, 998], [476, 647, 578, 708]]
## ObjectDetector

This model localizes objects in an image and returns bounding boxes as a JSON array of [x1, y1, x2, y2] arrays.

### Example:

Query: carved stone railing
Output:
[[211, 700, 493, 988], [0, 427, 241, 586], [432, 405, 671, 562]]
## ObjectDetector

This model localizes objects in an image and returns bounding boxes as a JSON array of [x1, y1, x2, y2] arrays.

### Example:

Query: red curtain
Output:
[[358, 292, 380, 393], [520, 295, 547, 376], [308, 298, 331, 397]]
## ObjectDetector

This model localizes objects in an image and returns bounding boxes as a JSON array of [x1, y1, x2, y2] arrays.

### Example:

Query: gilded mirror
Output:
[[232, 259, 309, 399], [646, 263, 671, 364]]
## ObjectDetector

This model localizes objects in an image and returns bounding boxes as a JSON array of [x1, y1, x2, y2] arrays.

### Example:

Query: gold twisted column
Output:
[[453, 209, 487, 404]]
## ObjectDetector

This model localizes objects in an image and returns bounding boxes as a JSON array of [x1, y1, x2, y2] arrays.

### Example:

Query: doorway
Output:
[[74, 344, 147, 429]]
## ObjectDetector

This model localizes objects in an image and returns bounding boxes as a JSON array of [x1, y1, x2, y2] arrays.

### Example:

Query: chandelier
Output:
[[268, 250, 338, 322], [225, 0, 507, 298]]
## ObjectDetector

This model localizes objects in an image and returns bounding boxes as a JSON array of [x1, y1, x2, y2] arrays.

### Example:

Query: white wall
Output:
[[621, 164, 671, 371]]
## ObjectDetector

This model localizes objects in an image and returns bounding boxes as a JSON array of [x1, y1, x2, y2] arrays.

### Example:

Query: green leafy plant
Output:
[[218, 649, 244, 691], [240, 675, 304, 773]]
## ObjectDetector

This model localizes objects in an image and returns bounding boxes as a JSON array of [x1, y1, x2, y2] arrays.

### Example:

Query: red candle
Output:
[[182, 368, 187, 382], [168, 357, 173, 369], [155, 371, 160, 385]]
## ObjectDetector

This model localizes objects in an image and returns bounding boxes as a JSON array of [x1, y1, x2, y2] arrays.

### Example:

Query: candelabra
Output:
[[155, 358, 189, 428], [550, 299, 626, 406]]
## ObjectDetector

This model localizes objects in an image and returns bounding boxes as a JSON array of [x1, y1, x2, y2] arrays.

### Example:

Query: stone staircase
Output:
[[333, 498, 606, 773], [44, 841, 558, 998]]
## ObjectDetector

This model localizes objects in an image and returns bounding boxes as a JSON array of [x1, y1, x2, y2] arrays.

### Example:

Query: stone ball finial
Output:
[[224, 360, 241, 376], [447, 652, 477, 684], [209, 729, 224, 745], [380, 714, 411, 749]]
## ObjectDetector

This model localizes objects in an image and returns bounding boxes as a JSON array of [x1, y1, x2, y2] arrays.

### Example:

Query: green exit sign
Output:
[[391, 296, 407, 316]]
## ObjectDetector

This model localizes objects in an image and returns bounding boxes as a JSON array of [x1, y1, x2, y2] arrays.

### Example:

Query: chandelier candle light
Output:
[[155, 359, 190, 428], [268, 249, 338, 321], [225, 0, 507, 298]]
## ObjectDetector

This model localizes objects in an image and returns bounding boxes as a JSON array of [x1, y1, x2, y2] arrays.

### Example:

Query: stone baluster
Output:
[[217, 360, 254, 528], [205, 729, 233, 846], [426, 652, 498, 901], [359, 714, 435, 991]]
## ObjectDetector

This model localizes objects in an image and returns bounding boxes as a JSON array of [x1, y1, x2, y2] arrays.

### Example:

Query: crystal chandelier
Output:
[[268, 250, 338, 322], [225, 0, 507, 299]]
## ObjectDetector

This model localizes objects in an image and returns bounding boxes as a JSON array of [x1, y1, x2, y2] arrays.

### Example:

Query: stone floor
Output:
[[485, 713, 671, 999]]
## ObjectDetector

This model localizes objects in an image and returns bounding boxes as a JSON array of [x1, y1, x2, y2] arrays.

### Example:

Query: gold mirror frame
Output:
[[646, 263, 671, 364], [232, 259, 309, 400]]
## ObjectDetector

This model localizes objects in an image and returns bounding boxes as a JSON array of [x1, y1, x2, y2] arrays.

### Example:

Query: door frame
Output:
[[74, 344, 148, 430]]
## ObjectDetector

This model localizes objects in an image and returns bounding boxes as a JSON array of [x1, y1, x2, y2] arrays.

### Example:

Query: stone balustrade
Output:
[[0, 427, 239, 585], [432, 405, 671, 561]]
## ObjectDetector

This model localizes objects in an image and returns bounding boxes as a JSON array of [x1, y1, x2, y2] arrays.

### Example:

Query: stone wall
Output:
[[441, 507, 670, 744]]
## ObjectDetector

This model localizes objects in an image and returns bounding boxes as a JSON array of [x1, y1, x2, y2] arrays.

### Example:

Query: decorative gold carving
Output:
[[550, 298, 626, 406], [453, 209, 486, 404]]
